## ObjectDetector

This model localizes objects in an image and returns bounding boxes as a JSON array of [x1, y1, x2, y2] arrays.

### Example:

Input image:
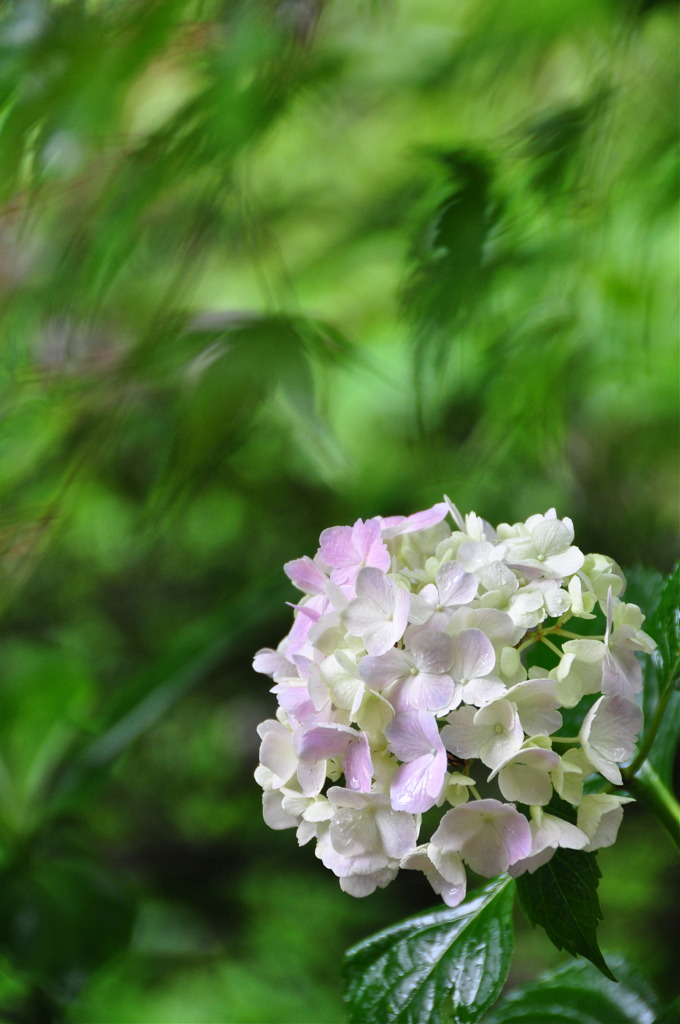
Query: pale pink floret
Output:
[[509, 808, 588, 876], [339, 866, 400, 897], [342, 567, 410, 656], [442, 698, 524, 770], [490, 746, 561, 806], [319, 518, 390, 588], [270, 679, 318, 726], [601, 590, 656, 700], [448, 606, 519, 649], [317, 788, 419, 893], [284, 555, 328, 595], [327, 788, 418, 860], [448, 628, 504, 706], [283, 595, 330, 658], [252, 647, 296, 680], [359, 631, 455, 713], [602, 634, 644, 700], [386, 711, 447, 813], [379, 501, 450, 539], [256, 648, 321, 723], [579, 694, 642, 785], [408, 563, 478, 630], [296, 722, 373, 792], [431, 798, 532, 877]]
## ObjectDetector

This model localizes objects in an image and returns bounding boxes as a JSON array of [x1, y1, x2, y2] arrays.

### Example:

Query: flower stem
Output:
[[626, 686, 674, 776], [623, 761, 680, 849], [553, 630, 604, 641], [516, 637, 536, 653], [540, 636, 563, 658]]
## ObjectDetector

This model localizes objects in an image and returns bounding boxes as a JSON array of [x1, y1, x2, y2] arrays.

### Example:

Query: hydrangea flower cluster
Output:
[[254, 500, 654, 906]]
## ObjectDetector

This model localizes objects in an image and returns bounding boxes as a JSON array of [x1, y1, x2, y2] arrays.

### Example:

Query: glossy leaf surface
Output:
[[640, 564, 680, 785], [483, 956, 661, 1024], [515, 848, 614, 980], [343, 876, 514, 1024]]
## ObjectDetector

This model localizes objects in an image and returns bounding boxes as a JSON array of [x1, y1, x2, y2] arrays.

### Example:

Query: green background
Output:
[[0, 1, 676, 1020]]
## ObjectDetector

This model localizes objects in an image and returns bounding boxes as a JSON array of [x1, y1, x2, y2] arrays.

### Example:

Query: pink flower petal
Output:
[[390, 750, 447, 813], [319, 519, 390, 586], [296, 722, 354, 761], [284, 556, 327, 595], [359, 649, 411, 689], [344, 732, 373, 792], [436, 562, 478, 606], [252, 648, 296, 679], [355, 567, 394, 610], [379, 502, 449, 539], [432, 799, 531, 876], [451, 628, 496, 680], [411, 631, 454, 674], [319, 525, 357, 569], [386, 710, 443, 761], [390, 673, 455, 713]]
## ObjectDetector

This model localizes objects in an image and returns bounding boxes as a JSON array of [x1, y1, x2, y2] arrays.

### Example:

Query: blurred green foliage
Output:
[[0, 0, 676, 1020]]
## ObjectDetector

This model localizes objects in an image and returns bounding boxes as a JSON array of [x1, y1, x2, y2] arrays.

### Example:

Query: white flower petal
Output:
[[411, 630, 454, 674], [432, 800, 531, 877], [375, 805, 420, 859], [359, 649, 410, 689], [580, 695, 642, 784], [436, 562, 478, 606], [263, 790, 299, 830], [577, 793, 634, 851], [441, 707, 480, 761], [451, 628, 496, 680], [504, 679, 563, 736], [494, 748, 560, 805]]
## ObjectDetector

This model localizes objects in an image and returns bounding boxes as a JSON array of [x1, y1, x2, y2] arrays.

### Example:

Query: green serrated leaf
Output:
[[515, 848, 614, 981], [644, 564, 680, 698], [622, 566, 665, 621], [639, 564, 680, 786], [644, 687, 680, 788], [482, 956, 661, 1024], [343, 876, 515, 1024]]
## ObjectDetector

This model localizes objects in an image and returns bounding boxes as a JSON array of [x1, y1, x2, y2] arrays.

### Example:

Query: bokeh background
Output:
[[0, 1, 676, 1021]]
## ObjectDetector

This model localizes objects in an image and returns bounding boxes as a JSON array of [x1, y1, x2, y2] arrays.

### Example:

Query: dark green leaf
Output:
[[644, 686, 680, 788], [644, 563, 680, 697], [343, 876, 515, 1024], [622, 566, 666, 621], [515, 848, 614, 981], [483, 956, 661, 1024], [653, 995, 680, 1024], [639, 564, 680, 786]]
